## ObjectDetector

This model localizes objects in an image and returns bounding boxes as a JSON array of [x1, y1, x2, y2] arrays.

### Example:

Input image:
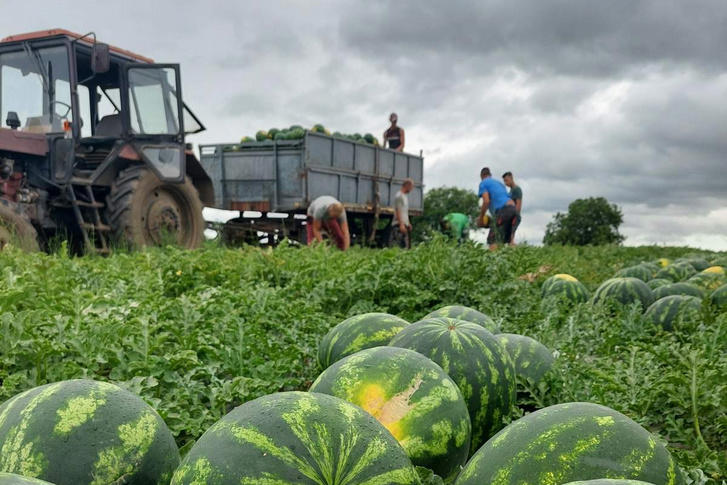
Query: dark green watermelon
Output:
[[317, 313, 409, 369], [710, 284, 727, 311], [687, 270, 726, 292], [389, 318, 515, 450], [562, 481, 656, 485], [494, 333, 554, 383], [0, 380, 179, 485], [615, 265, 652, 282], [172, 392, 419, 485], [592, 278, 654, 311], [541, 274, 589, 304], [709, 256, 727, 268], [0, 474, 55, 485], [647, 278, 672, 290], [454, 402, 684, 485], [652, 283, 704, 300], [424, 305, 499, 333], [310, 346, 471, 482], [644, 296, 702, 331], [639, 262, 661, 276], [655, 263, 696, 282], [674, 257, 711, 272]]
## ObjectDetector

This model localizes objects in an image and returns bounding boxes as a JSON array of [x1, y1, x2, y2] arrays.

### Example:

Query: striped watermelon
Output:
[[494, 333, 554, 383], [389, 318, 515, 450], [424, 305, 499, 333], [310, 346, 471, 482], [639, 262, 661, 276], [674, 257, 710, 271], [0, 474, 54, 485], [615, 265, 652, 282], [644, 296, 702, 331], [655, 264, 696, 282], [592, 278, 654, 311], [652, 283, 704, 300], [710, 256, 727, 268], [562, 481, 656, 485], [454, 402, 684, 485], [710, 284, 727, 311], [647, 278, 671, 290], [172, 391, 419, 485], [0, 379, 179, 485], [317, 313, 409, 369], [542, 274, 589, 304], [687, 271, 726, 292]]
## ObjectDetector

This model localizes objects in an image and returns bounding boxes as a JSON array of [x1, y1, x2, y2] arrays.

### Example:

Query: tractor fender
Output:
[[185, 151, 214, 207]]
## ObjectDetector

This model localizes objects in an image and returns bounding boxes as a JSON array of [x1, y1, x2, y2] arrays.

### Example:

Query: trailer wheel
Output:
[[108, 166, 204, 249], [0, 204, 39, 252]]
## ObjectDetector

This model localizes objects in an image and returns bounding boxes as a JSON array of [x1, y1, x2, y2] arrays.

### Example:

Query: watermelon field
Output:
[[0, 241, 725, 484]]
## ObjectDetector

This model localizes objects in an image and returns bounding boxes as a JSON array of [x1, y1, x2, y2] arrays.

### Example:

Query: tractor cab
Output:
[[0, 30, 212, 253]]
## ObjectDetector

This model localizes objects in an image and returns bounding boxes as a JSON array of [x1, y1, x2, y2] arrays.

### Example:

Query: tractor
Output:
[[0, 29, 213, 253]]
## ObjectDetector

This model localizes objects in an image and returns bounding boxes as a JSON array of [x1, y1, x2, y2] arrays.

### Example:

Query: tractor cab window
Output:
[[127, 67, 180, 136], [0, 45, 72, 133]]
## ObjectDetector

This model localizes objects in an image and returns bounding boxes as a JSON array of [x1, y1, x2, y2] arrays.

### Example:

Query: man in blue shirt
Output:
[[477, 167, 517, 250]]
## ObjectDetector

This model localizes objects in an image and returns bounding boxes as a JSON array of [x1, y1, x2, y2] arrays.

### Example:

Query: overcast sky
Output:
[[2, 1, 726, 250]]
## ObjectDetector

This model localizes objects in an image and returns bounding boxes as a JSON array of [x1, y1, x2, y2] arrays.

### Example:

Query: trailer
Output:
[[199, 131, 423, 246]]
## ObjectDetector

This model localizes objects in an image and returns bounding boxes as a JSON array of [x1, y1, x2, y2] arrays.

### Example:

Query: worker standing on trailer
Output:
[[383, 113, 406, 152], [306, 196, 351, 251], [392, 179, 414, 248]]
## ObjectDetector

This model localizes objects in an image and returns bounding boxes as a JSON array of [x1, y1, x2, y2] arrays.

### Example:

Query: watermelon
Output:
[[652, 283, 704, 300], [311, 124, 328, 134], [494, 333, 554, 383], [267, 128, 280, 139], [0, 379, 179, 485], [310, 346, 471, 482], [562, 481, 656, 485], [703, 265, 726, 275], [541, 274, 589, 304], [687, 271, 726, 292], [709, 256, 727, 268], [592, 278, 654, 311], [615, 265, 652, 282], [423, 305, 499, 333], [647, 278, 672, 290], [0, 474, 55, 485], [454, 402, 684, 485], [644, 296, 702, 331], [255, 130, 269, 141], [317, 313, 409, 369], [674, 257, 710, 271], [639, 262, 661, 276], [655, 263, 696, 282], [389, 318, 515, 450], [710, 284, 727, 311], [653, 258, 671, 268], [172, 391, 419, 485]]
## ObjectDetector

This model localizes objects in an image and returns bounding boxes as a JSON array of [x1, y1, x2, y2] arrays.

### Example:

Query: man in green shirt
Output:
[[441, 212, 470, 243], [503, 172, 522, 246]]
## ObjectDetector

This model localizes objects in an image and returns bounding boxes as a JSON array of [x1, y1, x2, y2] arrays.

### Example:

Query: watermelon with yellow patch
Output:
[[0, 379, 179, 485], [542, 274, 589, 304], [317, 313, 409, 369], [494, 333, 554, 384], [389, 318, 515, 450], [423, 305, 499, 333], [171, 391, 420, 485], [310, 346, 471, 483], [562, 481, 656, 485], [0, 474, 55, 485], [454, 402, 684, 485], [686, 269, 726, 291]]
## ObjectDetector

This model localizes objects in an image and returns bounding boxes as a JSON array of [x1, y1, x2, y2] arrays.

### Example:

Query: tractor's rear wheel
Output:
[[0, 204, 39, 252], [107, 166, 204, 249]]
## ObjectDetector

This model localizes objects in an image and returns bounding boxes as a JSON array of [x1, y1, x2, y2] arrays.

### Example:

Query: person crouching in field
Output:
[[441, 212, 470, 243], [306, 196, 351, 251], [477, 167, 517, 251]]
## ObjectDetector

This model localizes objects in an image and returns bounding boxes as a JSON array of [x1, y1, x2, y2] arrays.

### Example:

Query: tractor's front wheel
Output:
[[0, 203, 39, 252], [107, 166, 204, 249]]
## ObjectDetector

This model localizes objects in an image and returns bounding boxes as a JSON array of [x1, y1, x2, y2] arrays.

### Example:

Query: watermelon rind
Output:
[[454, 402, 684, 485], [542, 276, 589, 304], [592, 278, 654, 311], [317, 312, 409, 369], [310, 346, 471, 483], [0, 473, 55, 485], [172, 391, 420, 485], [652, 283, 704, 300], [423, 305, 499, 333], [562, 480, 657, 485], [0, 379, 179, 485], [710, 284, 727, 311], [494, 333, 554, 384], [644, 295, 702, 331], [615, 265, 652, 282], [389, 317, 516, 450]]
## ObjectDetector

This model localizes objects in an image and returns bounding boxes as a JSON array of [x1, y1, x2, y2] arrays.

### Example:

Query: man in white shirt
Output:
[[392, 178, 414, 248], [306, 196, 350, 250]]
